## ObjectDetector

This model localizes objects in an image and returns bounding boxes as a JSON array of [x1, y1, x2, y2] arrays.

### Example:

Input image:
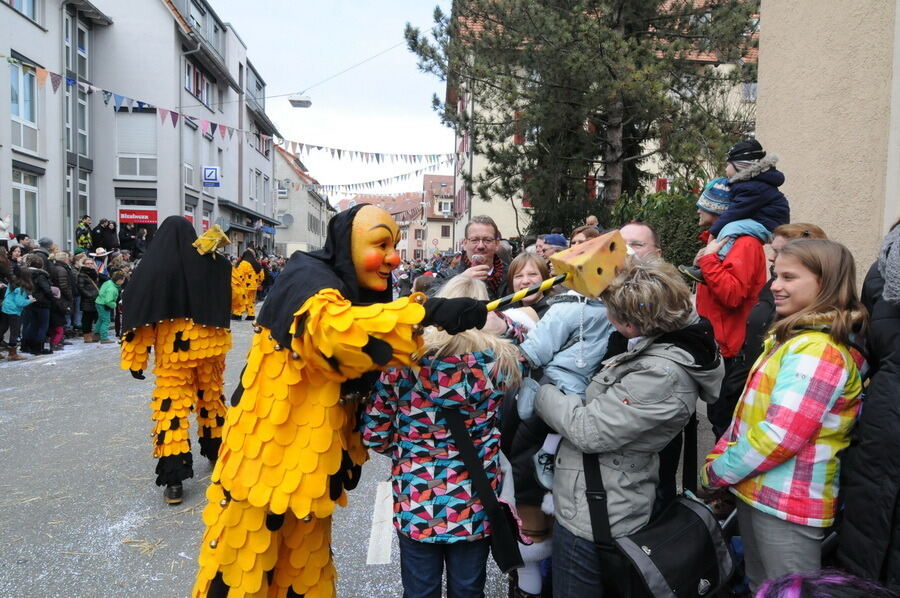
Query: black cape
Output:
[[240, 249, 263, 274], [257, 204, 393, 347], [122, 216, 232, 331]]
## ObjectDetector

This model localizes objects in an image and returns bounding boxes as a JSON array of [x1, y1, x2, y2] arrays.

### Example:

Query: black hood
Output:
[[240, 249, 263, 273], [256, 204, 394, 347], [122, 216, 232, 331], [655, 315, 720, 371]]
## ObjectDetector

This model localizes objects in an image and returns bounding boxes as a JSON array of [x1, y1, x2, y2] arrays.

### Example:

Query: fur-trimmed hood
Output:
[[729, 154, 783, 185]]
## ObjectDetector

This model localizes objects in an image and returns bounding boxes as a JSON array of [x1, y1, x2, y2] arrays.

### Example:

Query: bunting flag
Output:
[[170, 111, 179, 127], [219, 124, 228, 140], [113, 94, 124, 111], [279, 139, 454, 164], [35, 67, 48, 87], [49, 72, 62, 92], [125, 97, 135, 111], [102, 91, 112, 105], [200, 120, 210, 136], [65, 76, 76, 87], [210, 122, 218, 136], [158, 108, 170, 124], [314, 158, 452, 195], [227, 127, 235, 140]]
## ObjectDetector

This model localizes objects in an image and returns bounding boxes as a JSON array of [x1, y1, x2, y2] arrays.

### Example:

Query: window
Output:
[[263, 176, 270, 208], [437, 200, 453, 214], [64, 14, 72, 71], [254, 170, 263, 203], [10, 0, 37, 21], [217, 148, 223, 172], [10, 62, 38, 152], [189, 1, 204, 31], [116, 112, 157, 179], [67, 78, 94, 155], [185, 60, 216, 108], [441, 225, 451, 238], [202, 136, 214, 194], [76, 21, 89, 78], [66, 168, 89, 243], [248, 168, 255, 200], [741, 82, 758, 102], [12, 168, 39, 237], [414, 229, 425, 241], [413, 249, 423, 260], [400, 229, 408, 240], [183, 123, 197, 187]]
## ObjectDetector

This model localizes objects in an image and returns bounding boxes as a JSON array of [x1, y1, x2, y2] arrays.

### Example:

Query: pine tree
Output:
[[406, 0, 758, 234]]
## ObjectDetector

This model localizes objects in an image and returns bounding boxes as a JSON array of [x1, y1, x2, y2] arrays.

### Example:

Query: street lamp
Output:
[[289, 94, 312, 108]]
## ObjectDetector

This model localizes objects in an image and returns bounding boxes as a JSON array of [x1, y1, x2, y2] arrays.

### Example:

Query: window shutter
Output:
[[117, 113, 157, 155]]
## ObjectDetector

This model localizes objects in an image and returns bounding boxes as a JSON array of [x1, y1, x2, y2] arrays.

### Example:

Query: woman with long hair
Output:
[[362, 275, 522, 598], [702, 239, 868, 591]]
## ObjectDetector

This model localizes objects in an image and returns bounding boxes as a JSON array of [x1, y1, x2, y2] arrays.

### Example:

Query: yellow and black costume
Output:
[[231, 250, 265, 320], [192, 205, 488, 598], [120, 216, 233, 504]]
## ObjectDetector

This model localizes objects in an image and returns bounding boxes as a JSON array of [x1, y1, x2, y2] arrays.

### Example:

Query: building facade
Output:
[[273, 145, 333, 255], [755, 0, 899, 272], [1, 0, 279, 255]]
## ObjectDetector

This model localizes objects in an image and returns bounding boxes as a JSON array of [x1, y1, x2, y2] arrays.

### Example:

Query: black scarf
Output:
[[257, 204, 393, 347], [122, 216, 232, 331], [240, 249, 263, 274]]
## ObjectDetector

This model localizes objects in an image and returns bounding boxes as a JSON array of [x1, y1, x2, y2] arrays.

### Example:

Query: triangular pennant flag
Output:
[[237, 130, 244, 142], [210, 123, 218, 136], [102, 91, 112, 105], [330, 149, 336, 158], [219, 124, 227, 139], [158, 108, 169, 124], [137, 101, 146, 111], [170, 111, 180, 127], [65, 76, 76, 87], [228, 127, 235, 140], [200, 120, 210, 136], [50, 72, 63, 93], [113, 94, 125, 110], [125, 97, 134, 111], [337, 149, 343, 159], [35, 67, 48, 87]]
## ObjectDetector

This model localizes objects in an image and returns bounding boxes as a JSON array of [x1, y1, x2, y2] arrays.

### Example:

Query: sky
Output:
[[211, 0, 455, 203]]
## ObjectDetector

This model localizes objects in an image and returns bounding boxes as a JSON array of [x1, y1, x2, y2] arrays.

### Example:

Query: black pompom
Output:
[[265, 512, 285, 531]]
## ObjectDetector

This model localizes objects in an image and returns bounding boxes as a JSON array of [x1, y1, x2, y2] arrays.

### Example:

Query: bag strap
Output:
[[582, 452, 614, 548], [441, 407, 515, 539], [682, 412, 698, 494]]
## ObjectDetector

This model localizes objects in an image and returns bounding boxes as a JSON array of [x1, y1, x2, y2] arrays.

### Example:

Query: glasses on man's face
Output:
[[466, 237, 496, 245]]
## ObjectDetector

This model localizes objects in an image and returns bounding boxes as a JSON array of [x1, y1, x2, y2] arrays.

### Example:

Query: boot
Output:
[[5, 345, 26, 361], [164, 482, 184, 505], [84, 333, 98, 343]]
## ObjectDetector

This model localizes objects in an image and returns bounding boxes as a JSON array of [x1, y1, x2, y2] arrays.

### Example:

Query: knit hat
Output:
[[73, 248, 86, 255], [544, 233, 568, 248], [696, 178, 731, 215], [726, 139, 765, 162]]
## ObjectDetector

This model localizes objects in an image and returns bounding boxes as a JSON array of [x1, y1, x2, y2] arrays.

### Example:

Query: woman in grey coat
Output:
[[534, 259, 724, 597]]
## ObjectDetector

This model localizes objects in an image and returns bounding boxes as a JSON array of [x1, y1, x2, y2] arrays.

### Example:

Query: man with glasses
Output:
[[436, 215, 509, 300]]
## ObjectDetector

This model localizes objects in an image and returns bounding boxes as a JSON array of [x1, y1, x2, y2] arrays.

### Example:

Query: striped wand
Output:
[[486, 273, 569, 312]]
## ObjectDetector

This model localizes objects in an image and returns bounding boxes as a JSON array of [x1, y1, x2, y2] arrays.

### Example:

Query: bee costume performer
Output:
[[121, 216, 233, 505], [192, 205, 488, 598], [231, 249, 265, 320]]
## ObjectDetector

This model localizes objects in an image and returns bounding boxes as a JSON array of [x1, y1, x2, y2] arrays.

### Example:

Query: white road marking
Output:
[[366, 481, 394, 565]]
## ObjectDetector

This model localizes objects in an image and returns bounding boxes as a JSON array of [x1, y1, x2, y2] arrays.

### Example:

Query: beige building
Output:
[[755, 0, 900, 271], [272, 146, 333, 255]]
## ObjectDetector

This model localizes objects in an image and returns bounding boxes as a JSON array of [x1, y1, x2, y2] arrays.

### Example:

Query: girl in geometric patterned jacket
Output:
[[362, 275, 523, 598], [702, 239, 868, 592]]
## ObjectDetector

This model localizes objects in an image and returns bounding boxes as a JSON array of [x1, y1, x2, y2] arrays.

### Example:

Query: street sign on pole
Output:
[[432, 239, 439, 246]]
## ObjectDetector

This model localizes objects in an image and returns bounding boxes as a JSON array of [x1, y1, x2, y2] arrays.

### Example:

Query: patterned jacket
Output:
[[702, 324, 867, 527], [362, 351, 519, 543]]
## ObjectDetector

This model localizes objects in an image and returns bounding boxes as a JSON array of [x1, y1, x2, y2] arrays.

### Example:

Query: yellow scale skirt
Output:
[[232, 262, 265, 318], [193, 289, 424, 598], [121, 319, 233, 461]]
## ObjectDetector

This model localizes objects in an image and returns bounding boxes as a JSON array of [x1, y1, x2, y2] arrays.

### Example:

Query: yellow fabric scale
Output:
[[192, 289, 424, 598], [121, 318, 233, 481], [232, 261, 265, 318]]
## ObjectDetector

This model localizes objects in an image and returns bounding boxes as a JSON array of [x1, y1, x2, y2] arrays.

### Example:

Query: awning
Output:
[[69, 0, 113, 26], [217, 199, 280, 226], [226, 222, 257, 234]]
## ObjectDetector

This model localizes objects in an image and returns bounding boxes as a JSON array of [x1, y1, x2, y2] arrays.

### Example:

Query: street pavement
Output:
[[0, 317, 716, 598]]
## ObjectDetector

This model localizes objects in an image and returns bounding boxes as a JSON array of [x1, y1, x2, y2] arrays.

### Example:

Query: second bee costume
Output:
[[231, 250, 264, 320], [120, 216, 233, 504]]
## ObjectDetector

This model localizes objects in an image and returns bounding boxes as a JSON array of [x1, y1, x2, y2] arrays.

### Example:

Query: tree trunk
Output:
[[603, 94, 624, 207]]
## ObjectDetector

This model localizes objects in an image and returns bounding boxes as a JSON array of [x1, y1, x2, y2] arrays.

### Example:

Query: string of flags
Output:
[[5, 54, 459, 165], [279, 139, 455, 165], [313, 158, 453, 195]]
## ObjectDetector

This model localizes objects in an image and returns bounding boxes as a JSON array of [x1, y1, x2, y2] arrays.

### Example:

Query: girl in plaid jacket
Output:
[[702, 239, 868, 591]]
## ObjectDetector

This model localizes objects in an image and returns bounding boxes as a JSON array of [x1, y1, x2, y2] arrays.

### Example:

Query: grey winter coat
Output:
[[535, 314, 723, 540]]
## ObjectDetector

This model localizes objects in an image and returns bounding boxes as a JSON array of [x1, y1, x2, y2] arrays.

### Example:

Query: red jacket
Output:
[[695, 236, 768, 358]]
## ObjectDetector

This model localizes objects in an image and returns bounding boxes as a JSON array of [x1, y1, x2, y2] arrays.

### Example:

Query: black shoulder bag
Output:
[[583, 414, 735, 598], [441, 407, 524, 573]]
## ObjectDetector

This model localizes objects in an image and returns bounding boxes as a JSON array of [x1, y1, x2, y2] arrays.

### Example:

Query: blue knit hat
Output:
[[543, 233, 568, 248], [696, 178, 731, 215]]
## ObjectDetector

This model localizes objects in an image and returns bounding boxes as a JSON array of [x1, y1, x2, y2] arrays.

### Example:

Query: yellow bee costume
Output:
[[120, 217, 233, 504], [232, 251, 265, 320], [192, 206, 488, 598]]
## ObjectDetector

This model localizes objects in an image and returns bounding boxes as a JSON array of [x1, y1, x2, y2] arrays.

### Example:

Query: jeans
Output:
[[21, 305, 50, 345], [551, 521, 606, 597], [708, 356, 739, 439], [72, 295, 82, 328], [94, 305, 111, 340], [0, 313, 22, 344], [736, 500, 824, 592], [81, 310, 97, 334], [397, 532, 490, 598]]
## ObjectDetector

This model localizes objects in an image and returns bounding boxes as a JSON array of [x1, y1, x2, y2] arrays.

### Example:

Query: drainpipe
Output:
[[60, 1, 68, 248], [179, 35, 202, 228]]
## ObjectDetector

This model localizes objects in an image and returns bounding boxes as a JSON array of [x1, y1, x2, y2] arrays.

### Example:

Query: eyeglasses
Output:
[[466, 237, 497, 245]]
